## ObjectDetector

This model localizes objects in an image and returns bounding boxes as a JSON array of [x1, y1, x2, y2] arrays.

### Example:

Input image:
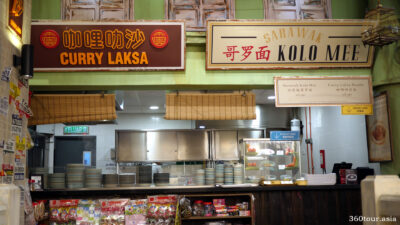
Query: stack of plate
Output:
[[85, 168, 102, 188], [195, 169, 205, 185], [224, 165, 234, 185], [31, 167, 49, 189], [205, 167, 215, 185], [48, 173, 65, 189], [154, 173, 169, 186], [234, 163, 243, 184], [215, 164, 224, 185], [66, 164, 85, 189], [103, 174, 118, 188], [137, 166, 152, 187], [119, 175, 136, 187]]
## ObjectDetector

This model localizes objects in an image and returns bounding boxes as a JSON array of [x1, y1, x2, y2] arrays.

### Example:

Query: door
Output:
[[54, 136, 96, 173]]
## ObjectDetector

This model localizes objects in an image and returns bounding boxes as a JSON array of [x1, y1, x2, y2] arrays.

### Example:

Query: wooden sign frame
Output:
[[206, 20, 375, 70]]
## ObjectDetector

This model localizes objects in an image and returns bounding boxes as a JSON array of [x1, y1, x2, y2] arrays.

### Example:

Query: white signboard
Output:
[[207, 20, 375, 70], [274, 76, 373, 107]]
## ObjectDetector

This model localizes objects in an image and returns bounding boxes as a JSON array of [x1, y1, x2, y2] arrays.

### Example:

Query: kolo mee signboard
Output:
[[207, 20, 375, 70], [31, 21, 185, 71]]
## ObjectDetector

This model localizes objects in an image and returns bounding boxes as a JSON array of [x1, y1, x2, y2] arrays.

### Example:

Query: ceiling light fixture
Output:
[[149, 106, 159, 110], [199, 125, 206, 129], [268, 96, 276, 100]]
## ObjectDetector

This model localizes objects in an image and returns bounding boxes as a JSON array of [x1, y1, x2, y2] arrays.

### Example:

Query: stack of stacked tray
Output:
[[31, 167, 49, 189], [154, 173, 169, 186], [84, 168, 102, 188], [119, 175, 136, 187], [66, 164, 85, 189], [215, 164, 224, 185], [234, 163, 243, 184], [195, 169, 205, 185], [137, 166, 152, 187], [48, 173, 65, 189], [224, 165, 234, 185], [103, 174, 118, 188], [205, 167, 215, 185]]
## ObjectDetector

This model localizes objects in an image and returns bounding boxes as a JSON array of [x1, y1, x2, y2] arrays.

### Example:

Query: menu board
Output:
[[274, 76, 373, 107]]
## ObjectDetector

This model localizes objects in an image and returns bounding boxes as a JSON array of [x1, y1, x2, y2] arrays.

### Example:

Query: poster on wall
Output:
[[366, 92, 393, 162], [206, 20, 375, 70], [31, 21, 185, 71]]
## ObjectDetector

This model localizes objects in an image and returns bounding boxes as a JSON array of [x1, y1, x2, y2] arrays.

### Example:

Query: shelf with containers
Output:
[[242, 138, 301, 185], [179, 193, 255, 225]]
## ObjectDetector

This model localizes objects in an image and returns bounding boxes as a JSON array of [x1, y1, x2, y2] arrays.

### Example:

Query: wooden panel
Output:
[[265, 0, 331, 19], [273, 10, 297, 19], [63, 0, 134, 20], [173, 0, 197, 5], [300, 9, 326, 19], [167, 0, 234, 31], [202, 0, 225, 5], [99, 8, 126, 20], [71, 0, 97, 4], [69, 8, 97, 20], [172, 6, 199, 28]]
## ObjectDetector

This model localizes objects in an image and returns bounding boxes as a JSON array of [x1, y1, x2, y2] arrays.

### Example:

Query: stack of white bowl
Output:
[[66, 164, 85, 189], [195, 169, 205, 185], [205, 167, 215, 185], [224, 165, 234, 185], [103, 174, 118, 188], [31, 167, 49, 189], [234, 163, 243, 184], [215, 164, 225, 185], [48, 173, 65, 189], [84, 168, 102, 188], [119, 175, 136, 187]]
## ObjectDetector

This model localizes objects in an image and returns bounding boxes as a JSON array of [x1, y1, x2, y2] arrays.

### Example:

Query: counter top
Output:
[[31, 184, 360, 199]]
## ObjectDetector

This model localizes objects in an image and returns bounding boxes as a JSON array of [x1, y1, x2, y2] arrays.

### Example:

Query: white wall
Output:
[[38, 108, 380, 175], [37, 113, 193, 173], [299, 107, 380, 175]]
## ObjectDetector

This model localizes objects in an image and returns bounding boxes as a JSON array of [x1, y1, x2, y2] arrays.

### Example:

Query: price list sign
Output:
[[274, 76, 373, 107]]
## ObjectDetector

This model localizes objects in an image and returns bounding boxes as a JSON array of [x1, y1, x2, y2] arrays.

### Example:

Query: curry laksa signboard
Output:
[[207, 20, 375, 69], [31, 21, 185, 71]]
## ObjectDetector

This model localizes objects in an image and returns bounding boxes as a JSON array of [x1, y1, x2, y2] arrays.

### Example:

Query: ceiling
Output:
[[116, 89, 276, 114]]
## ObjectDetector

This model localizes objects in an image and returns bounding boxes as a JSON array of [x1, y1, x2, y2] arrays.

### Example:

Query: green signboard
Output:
[[63, 126, 89, 134]]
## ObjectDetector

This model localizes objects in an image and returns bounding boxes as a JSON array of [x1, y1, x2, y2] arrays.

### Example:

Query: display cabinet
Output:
[[242, 138, 301, 184]]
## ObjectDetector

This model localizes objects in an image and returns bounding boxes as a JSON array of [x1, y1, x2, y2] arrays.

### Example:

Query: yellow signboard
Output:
[[341, 104, 373, 115]]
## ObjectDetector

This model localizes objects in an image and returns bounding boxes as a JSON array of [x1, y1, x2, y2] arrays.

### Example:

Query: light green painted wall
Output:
[[369, 0, 400, 175], [332, 0, 368, 19], [235, 0, 264, 19], [31, 0, 61, 20], [135, 0, 165, 20]]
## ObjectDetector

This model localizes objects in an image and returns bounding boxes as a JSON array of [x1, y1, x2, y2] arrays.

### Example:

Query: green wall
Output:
[[134, 0, 165, 20], [369, 0, 400, 175], [31, 0, 61, 20]]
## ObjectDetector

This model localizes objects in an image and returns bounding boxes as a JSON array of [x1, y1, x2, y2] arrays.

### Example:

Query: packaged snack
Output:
[[100, 199, 129, 225], [125, 199, 147, 225], [49, 200, 79, 224], [147, 195, 177, 225], [77, 200, 101, 225]]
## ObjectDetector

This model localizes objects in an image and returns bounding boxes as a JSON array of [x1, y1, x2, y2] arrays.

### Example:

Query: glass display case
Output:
[[242, 138, 301, 184]]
